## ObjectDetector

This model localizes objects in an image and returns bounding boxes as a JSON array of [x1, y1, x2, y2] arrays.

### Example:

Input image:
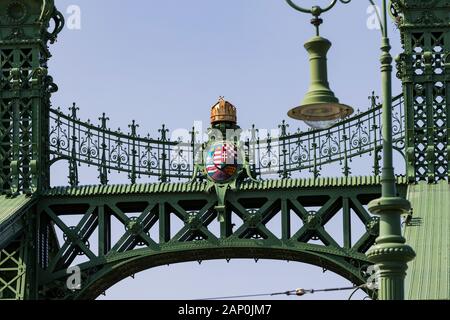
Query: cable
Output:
[[197, 292, 290, 301], [348, 284, 368, 300], [348, 287, 361, 300], [197, 285, 361, 300]]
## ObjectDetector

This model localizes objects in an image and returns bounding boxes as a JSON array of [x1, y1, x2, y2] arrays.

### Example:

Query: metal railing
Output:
[[49, 93, 405, 185]]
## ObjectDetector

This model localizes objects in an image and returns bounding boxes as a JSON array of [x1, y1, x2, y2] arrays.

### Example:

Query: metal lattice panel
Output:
[[0, 239, 27, 300], [0, 0, 63, 196], [0, 97, 13, 192], [36, 178, 408, 299], [395, 1, 450, 182], [0, 47, 47, 194]]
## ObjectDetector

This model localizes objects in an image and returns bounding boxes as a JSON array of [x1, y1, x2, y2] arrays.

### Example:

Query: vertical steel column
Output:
[[366, 0, 415, 300]]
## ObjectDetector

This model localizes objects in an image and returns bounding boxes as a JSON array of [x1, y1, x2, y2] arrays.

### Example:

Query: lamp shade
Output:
[[288, 36, 353, 129]]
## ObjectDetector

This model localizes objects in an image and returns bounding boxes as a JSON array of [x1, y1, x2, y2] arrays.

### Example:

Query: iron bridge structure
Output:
[[0, 0, 449, 300]]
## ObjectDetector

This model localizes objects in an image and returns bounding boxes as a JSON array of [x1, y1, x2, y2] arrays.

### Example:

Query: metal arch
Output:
[[35, 179, 400, 299], [48, 156, 71, 166], [56, 246, 370, 300]]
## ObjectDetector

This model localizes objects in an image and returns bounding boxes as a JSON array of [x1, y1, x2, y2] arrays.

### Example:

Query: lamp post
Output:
[[285, 0, 415, 300]]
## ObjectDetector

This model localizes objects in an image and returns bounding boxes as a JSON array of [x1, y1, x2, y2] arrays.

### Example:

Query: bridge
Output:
[[0, 0, 449, 300]]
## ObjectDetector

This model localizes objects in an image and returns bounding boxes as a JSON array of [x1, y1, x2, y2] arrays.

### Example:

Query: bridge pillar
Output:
[[393, 0, 450, 300], [0, 0, 63, 195], [0, 0, 63, 300], [393, 0, 450, 183]]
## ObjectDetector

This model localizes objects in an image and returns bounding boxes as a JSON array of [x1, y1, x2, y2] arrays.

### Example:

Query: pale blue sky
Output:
[[49, 0, 403, 300]]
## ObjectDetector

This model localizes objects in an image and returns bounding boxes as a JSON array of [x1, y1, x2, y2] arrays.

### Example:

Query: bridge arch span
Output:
[[73, 245, 370, 300]]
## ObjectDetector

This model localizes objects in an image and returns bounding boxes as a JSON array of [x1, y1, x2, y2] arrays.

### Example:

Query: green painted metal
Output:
[[0, 0, 63, 300], [285, 0, 418, 300], [405, 181, 450, 300], [294, 35, 353, 122], [0, 0, 63, 195], [393, 0, 450, 182], [0, 238, 28, 300], [0, 194, 33, 226], [0, 194, 35, 246], [48, 94, 405, 185], [36, 181, 400, 299], [390, 0, 450, 300], [0, 0, 447, 300], [364, 0, 415, 301], [43, 175, 408, 197], [302, 36, 339, 106]]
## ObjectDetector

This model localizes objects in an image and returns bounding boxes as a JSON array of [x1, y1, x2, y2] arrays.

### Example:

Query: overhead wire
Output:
[[197, 284, 368, 300]]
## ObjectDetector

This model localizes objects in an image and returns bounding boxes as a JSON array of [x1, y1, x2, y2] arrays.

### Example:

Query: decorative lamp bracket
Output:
[[285, 0, 352, 34]]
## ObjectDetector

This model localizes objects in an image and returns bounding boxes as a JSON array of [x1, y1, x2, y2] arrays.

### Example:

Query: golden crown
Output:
[[210, 97, 237, 125]]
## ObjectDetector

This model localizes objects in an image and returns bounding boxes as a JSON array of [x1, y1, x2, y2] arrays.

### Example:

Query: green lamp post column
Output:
[[285, 0, 415, 300], [365, 0, 415, 300]]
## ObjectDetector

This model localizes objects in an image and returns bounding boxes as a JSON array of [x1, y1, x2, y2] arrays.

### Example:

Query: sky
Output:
[[48, 0, 404, 300]]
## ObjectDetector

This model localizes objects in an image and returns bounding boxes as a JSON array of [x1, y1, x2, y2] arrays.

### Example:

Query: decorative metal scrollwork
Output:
[[46, 9, 65, 44], [285, 0, 352, 15], [49, 94, 405, 185]]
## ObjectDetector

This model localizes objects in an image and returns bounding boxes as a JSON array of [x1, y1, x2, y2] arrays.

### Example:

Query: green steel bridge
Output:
[[0, 0, 449, 300]]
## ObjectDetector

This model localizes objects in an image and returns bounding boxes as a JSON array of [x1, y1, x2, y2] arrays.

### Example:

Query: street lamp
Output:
[[287, 4, 354, 130], [285, 0, 415, 300]]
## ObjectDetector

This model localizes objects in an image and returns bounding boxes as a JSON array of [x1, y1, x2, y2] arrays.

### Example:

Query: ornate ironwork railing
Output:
[[49, 93, 405, 186], [49, 105, 195, 185], [256, 94, 405, 178]]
